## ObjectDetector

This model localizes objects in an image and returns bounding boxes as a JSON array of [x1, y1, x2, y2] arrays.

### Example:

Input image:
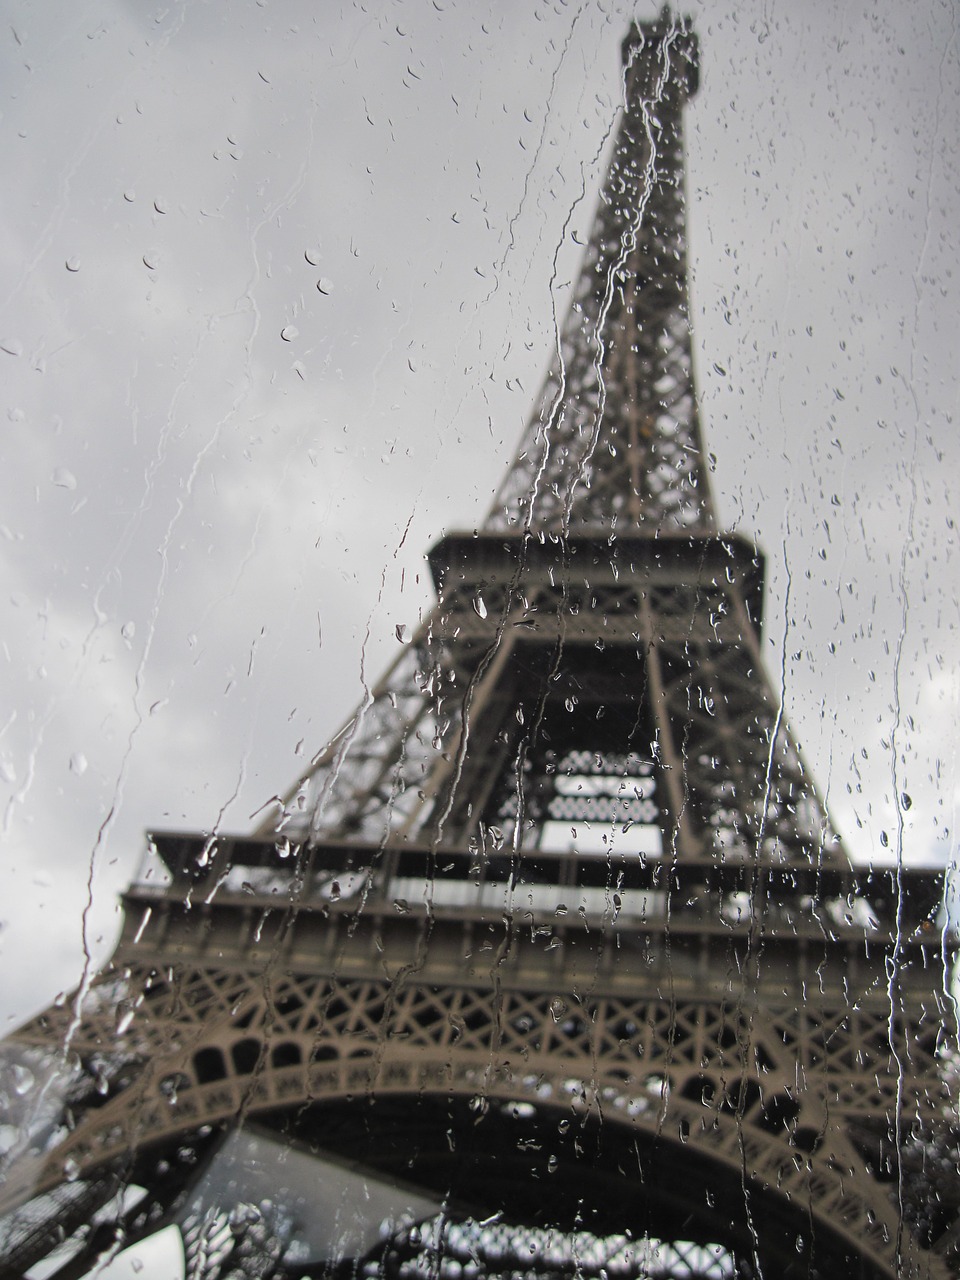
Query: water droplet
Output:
[[52, 467, 77, 490], [142, 251, 159, 270], [280, 325, 298, 342], [63, 1157, 81, 1182], [65, 257, 81, 272], [328, 880, 341, 902], [395, 623, 408, 642], [123, 190, 136, 202], [0, 339, 23, 357], [316, 277, 334, 295], [121, 620, 136, 643], [153, 198, 168, 214], [69, 753, 88, 776], [12, 1064, 34, 1096], [305, 249, 321, 266], [393, 898, 409, 914], [549, 998, 567, 1022], [472, 594, 487, 619], [900, 792, 912, 810]]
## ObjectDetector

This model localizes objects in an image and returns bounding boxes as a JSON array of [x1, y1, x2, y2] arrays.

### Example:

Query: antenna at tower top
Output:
[[621, 6, 698, 100]]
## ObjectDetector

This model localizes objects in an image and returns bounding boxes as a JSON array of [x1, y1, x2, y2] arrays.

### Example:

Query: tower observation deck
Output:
[[0, 10, 955, 1280]]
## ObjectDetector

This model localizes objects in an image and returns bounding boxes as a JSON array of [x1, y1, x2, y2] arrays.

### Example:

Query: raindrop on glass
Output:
[[0, 339, 23, 357], [12, 1063, 34, 1096], [316, 277, 334, 295], [65, 257, 81, 272], [52, 467, 77, 490], [280, 325, 298, 342], [69, 753, 88, 776]]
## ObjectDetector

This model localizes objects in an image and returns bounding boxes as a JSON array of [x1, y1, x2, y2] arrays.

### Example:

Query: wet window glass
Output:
[[0, 5, 957, 1279]]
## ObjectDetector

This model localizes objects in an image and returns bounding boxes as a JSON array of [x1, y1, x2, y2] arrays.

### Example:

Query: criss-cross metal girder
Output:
[[273, 533, 850, 869], [489, 11, 713, 537], [259, 12, 804, 858]]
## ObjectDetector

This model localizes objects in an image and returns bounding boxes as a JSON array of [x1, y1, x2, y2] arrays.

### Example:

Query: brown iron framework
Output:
[[0, 10, 955, 1280]]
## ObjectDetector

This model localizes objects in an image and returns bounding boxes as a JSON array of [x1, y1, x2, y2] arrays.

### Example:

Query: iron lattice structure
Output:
[[0, 11, 955, 1280], [488, 10, 712, 537]]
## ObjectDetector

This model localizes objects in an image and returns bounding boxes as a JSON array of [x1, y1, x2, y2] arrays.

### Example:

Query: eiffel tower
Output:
[[0, 10, 954, 1279]]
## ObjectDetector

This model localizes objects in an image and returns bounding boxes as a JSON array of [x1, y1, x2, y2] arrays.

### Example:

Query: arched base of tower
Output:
[[246, 1093, 889, 1280], [1, 1092, 898, 1280]]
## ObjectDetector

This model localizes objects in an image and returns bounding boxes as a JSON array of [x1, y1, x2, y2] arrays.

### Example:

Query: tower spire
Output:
[[490, 9, 714, 536]]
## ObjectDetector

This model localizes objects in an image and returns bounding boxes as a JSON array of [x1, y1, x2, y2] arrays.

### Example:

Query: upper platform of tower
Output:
[[487, 8, 715, 539]]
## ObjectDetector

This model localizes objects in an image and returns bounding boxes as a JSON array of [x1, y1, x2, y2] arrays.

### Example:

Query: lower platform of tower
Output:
[[0, 837, 954, 1280]]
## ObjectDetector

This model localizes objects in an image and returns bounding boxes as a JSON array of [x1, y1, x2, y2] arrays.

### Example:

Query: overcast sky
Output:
[[0, 1, 957, 1031]]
